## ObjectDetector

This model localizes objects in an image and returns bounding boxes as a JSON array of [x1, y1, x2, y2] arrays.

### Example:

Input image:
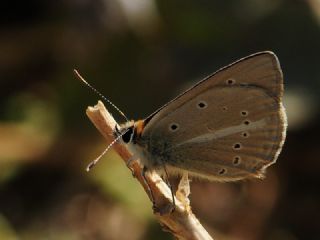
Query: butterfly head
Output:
[[118, 120, 146, 144]]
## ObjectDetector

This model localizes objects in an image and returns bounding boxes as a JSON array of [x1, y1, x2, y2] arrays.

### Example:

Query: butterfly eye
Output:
[[197, 101, 208, 109], [122, 127, 134, 143], [169, 123, 180, 132]]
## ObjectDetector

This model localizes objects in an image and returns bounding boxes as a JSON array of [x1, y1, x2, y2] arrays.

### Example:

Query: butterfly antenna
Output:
[[86, 129, 129, 171], [74, 69, 129, 122]]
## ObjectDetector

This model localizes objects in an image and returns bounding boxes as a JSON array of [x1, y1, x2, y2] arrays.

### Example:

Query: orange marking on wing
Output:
[[135, 120, 145, 137]]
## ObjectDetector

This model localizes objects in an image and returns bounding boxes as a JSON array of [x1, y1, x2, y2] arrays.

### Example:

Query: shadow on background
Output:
[[0, 0, 320, 239]]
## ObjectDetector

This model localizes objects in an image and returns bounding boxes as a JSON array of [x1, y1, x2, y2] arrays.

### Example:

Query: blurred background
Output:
[[1, 0, 320, 239]]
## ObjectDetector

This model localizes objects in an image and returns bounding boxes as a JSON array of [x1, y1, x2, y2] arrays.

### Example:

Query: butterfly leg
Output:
[[163, 164, 176, 212], [125, 155, 136, 177]]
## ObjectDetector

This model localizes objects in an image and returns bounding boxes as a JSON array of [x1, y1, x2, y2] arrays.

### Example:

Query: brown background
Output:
[[0, 0, 319, 239]]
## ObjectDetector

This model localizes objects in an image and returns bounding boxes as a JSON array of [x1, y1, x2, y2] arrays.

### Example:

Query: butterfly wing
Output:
[[139, 51, 287, 181]]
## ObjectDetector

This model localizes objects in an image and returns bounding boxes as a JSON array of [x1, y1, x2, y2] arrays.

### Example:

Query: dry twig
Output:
[[86, 101, 214, 240]]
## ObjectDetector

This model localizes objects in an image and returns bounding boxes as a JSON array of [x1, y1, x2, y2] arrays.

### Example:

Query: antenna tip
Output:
[[86, 162, 94, 172], [73, 69, 80, 78], [73, 69, 89, 84]]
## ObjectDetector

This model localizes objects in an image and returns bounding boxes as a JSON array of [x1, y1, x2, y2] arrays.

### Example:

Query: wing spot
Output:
[[241, 132, 249, 138], [169, 123, 180, 132], [197, 101, 208, 109], [226, 79, 236, 85], [219, 168, 226, 175], [233, 156, 241, 165], [241, 110, 248, 116], [233, 143, 242, 150], [243, 120, 251, 125], [222, 106, 228, 111]]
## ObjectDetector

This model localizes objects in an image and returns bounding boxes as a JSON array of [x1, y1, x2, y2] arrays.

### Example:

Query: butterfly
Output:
[[76, 51, 287, 208]]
